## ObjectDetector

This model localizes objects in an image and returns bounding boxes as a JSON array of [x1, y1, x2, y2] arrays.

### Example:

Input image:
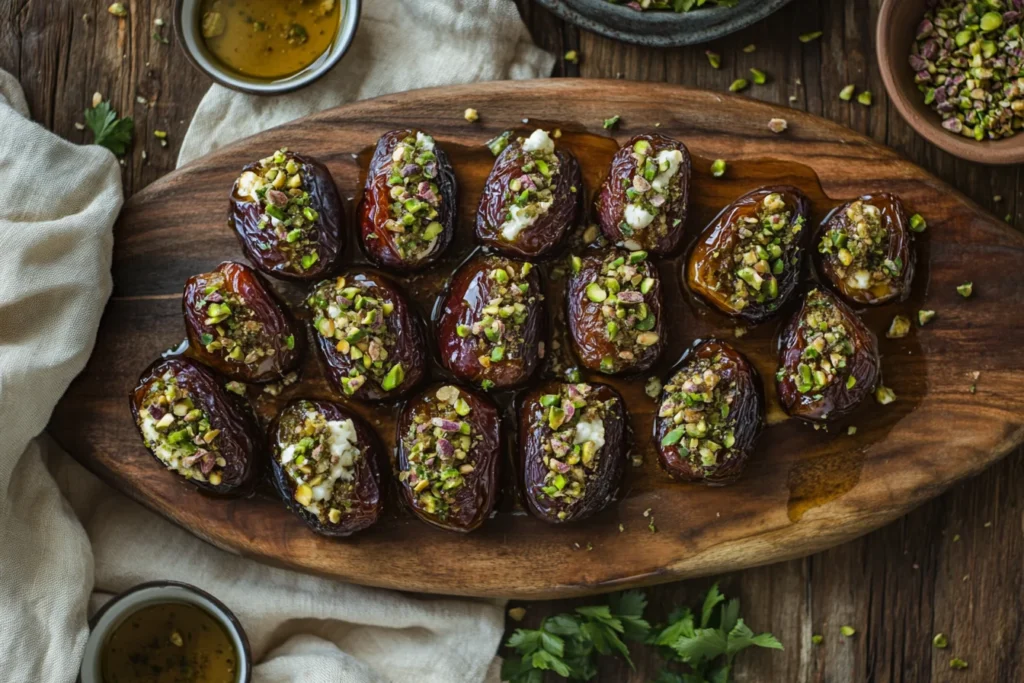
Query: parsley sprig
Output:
[[84, 100, 134, 156]]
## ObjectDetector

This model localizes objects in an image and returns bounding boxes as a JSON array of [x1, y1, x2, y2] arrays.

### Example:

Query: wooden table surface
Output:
[[3, 0, 1020, 680]]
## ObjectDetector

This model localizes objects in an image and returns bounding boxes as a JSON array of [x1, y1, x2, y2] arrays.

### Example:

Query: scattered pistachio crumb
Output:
[[154, 130, 167, 139], [108, 3, 128, 18], [618, 523, 625, 532], [811, 634, 824, 645], [839, 84, 856, 101], [154, 17, 165, 27], [648, 516, 657, 533], [857, 91, 873, 106], [602, 115, 621, 130], [729, 78, 749, 93], [225, 381, 246, 396], [984, 521, 992, 527], [887, 314, 911, 339], [463, 108, 479, 123], [711, 158, 727, 177], [952, 533, 960, 542], [750, 68, 767, 85], [1006, 214, 1013, 222], [847, 426, 857, 436], [74, 122, 86, 131], [644, 376, 662, 399], [840, 625, 856, 637], [743, 43, 756, 53], [564, 49, 579, 64], [993, 195, 1002, 202], [875, 385, 897, 405], [705, 50, 721, 69], [933, 633, 948, 649], [552, 128, 562, 139], [949, 657, 968, 670], [909, 213, 927, 232], [734, 326, 748, 338], [642, 508, 651, 518], [585, 542, 594, 551], [789, 94, 799, 103], [917, 310, 936, 326], [92, 91, 103, 108], [768, 117, 788, 133], [956, 282, 973, 298], [799, 30, 823, 43], [508, 606, 526, 621]]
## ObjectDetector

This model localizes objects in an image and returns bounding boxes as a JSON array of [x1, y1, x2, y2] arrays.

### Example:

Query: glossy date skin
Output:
[[687, 186, 812, 325], [596, 134, 691, 255], [814, 193, 916, 306], [519, 382, 627, 523], [309, 271, 427, 401], [436, 255, 545, 390], [566, 249, 664, 375], [776, 289, 881, 423], [395, 385, 501, 532], [129, 357, 264, 496], [269, 399, 383, 537], [358, 129, 457, 271], [183, 261, 304, 383], [230, 150, 344, 281], [475, 135, 583, 259], [653, 340, 764, 485]]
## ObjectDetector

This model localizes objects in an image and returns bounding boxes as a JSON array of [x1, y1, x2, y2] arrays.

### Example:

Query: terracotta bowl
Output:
[[877, 0, 1024, 165]]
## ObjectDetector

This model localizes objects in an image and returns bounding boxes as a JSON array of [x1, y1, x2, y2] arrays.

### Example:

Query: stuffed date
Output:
[[358, 129, 456, 271], [183, 261, 304, 383], [436, 255, 545, 390], [814, 193, 915, 306], [776, 288, 881, 423], [395, 384, 501, 532], [307, 271, 427, 400], [230, 148, 344, 280], [596, 134, 691, 255], [687, 186, 811, 324], [519, 381, 627, 523], [653, 340, 764, 485], [566, 249, 664, 375], [130, 357, 263, 495], [269, 399, 383, 537], [475, 129, 582, 258]]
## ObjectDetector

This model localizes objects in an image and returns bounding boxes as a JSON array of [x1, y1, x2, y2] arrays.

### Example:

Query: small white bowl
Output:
[[173, 0, 361, 95], [78, 581, 252, 683]]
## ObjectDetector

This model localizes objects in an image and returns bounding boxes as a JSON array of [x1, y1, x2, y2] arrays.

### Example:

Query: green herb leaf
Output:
[[84, 100, 134, 156]]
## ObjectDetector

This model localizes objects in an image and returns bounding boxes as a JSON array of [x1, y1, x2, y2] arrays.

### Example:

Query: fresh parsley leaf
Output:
[[84, 100, 134, 156], [701, 583, 725, 627]]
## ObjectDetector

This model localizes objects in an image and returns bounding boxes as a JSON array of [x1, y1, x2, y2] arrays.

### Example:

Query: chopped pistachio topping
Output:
[[308, 276, 402, 394], [583, 251, 659, 369], [840, 84, 856, 101], [618, 138, 685, 241], [887, 314, 911, 339], [729, 78, 749, 92], [278, 402, 362, 524], [933, 633, 949, 649], [498, 130, 561, 242], [811, 634, 824, 645], [786, 290, 858, 396], [909, 213, 927, 232], [956, 281, 973, 297], [949, 658, 968, 670], [137, 371, 224, 485], [841, 625, 856, 637], [463, 261, 537, 382], [705, 50, 721, 69], [400, 385, 479, 520], [750, 68, 767, 85], [819, 200, 903, 294], [875, 385, 897, 405], [800, 30, 823, 43], [768, 117, 788, 133], [463, 108, 479, 123], [194, 272, 280, 369], [918, 309, 936, 326], [236, 149, 320, 272], [658, 352, 740, 472], [710, 158, 727, 177], [857, 90, 873, 106], [382, 132, 444, 260], [602, 115, 621, 130]]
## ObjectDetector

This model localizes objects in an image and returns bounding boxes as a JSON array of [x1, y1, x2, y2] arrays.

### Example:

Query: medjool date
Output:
[[183, 261, 304, 383], [519, 381, 627, 523], [129, 357, 264, 495], [814, 193, 915, 306], [307, 271, 427, 401], [436, 255, 545, 390], [653, 340, 764, 485], [230, 148, 344, 280], [776, 288, 881, 423], [595, 134, 691, 255], [358, 130, 457, 271], [566, 249, 664, 375], [269, 399, 383, 537], [395, 384, 501, 532], [475, 129, 582, 258], [687, 186, 811, 324]]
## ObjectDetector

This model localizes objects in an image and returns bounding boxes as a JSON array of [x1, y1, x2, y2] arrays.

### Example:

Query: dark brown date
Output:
[[653, 340, 764, 485], [687, 186, 811, 324], [395, 384, 501, 532], [475, 129, 582, 258], [519, 381, 627, 523], [269, 399, 383, 537], [357, 129, 457, 271], [814, 193, 916, 306], [229, 149, 344, 281], [306, 271, 427, 401], [129, 357, 264, 495], [566, 249, 664, 375], [183, 261, 304, 383], [435, 255, 545, 390], [595, 134, 691, 255], [776, 288, 881, 423]]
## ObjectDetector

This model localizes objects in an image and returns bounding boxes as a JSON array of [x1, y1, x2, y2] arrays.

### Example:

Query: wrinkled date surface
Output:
[[475, 129, 582, 258], [814, 193, 916, 306], [395, 384, 501, 532], [596, 134, 691, 255], [776, 288, 881, 422], [307, 271, 427, 401], [519, 381, 627, 523], [269, 399, 383, 537], [687, 186, 811, 324], [183, 261, 304, 383], [129, 357, 264, 495], [436, 255, 545, 390], [566, 249, 664, 375], [654, 340, 764, 485], [230, 149, 344, 281], [358, 129, 457, 271]]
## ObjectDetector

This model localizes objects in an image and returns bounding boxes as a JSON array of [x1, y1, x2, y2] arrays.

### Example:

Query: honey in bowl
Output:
[[101, 602, 238, 683], [199, 0, 341, 81]]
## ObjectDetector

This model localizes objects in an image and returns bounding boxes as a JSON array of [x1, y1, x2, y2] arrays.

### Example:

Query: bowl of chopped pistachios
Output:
[[878, 0, 1024, 164], [534, 0, 795, 48]]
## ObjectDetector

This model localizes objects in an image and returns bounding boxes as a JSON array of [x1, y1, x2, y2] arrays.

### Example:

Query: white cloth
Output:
[[0, 1, 553, 681]]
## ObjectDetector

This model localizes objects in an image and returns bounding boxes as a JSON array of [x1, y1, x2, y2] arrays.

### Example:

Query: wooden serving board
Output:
[[51, 80, 1024, 599]]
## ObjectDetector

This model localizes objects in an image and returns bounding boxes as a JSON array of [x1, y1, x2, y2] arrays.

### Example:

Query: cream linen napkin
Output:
[[0, 1, 553, 681]]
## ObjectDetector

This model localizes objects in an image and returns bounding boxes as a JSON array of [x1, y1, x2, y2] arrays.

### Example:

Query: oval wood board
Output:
[[50, 80, 1024, 599]]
